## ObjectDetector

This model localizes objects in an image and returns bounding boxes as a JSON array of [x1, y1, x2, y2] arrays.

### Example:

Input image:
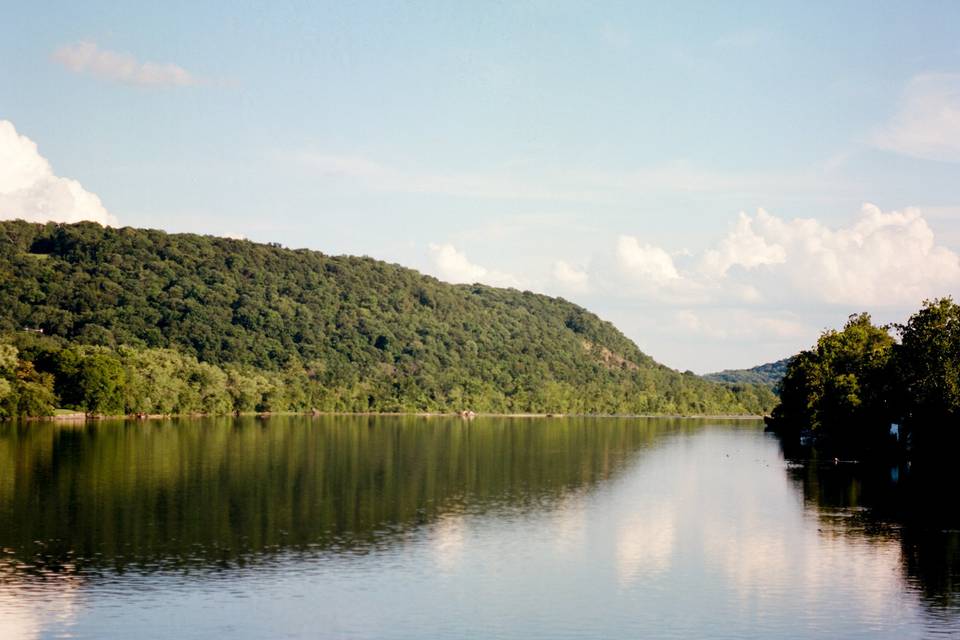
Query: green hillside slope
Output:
[[0, 220, 775, 416], [704, 359, 791, 390]]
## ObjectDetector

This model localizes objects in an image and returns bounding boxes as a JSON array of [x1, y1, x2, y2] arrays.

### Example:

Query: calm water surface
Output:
[[0, 416, 957, 639]]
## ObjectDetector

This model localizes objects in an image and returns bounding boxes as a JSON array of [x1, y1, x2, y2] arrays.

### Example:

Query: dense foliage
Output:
[[766, 300, 960, 460], [894, 298, 960, 461], [704, 358, 790, 390], [0, 220, 775, 417]]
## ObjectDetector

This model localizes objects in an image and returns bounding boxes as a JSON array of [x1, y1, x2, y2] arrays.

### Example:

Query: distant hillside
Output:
[[704, 359, 791, 391], [0, 220, 776, 416]]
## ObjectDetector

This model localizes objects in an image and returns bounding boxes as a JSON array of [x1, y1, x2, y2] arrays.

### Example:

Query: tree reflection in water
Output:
[[780, 441, 960, 616]]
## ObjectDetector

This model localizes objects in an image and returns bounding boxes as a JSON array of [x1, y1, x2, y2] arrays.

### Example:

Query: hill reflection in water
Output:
[[0, 416, 693, 578]]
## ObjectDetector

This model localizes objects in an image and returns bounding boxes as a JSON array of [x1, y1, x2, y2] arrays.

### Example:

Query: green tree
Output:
[[121, 347, 185, 414], [77, 352, 126, 415], [767, 313, 894, 455], [895, 297, 960, 458], [190, 362, 232, 414], [0, 344, 16, 407], [0, 343, 57, 418]]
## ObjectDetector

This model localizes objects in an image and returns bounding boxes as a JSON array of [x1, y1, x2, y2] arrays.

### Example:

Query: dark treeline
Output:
[[0, 220, 775, 417], [766, 298, 960, 462]]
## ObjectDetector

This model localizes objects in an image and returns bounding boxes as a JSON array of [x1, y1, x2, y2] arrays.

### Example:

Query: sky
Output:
[[2, 1, 960, 373]]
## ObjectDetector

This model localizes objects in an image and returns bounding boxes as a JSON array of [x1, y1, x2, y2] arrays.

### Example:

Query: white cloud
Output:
[[674, 309, 809, 342], [602, 205, 960, 308], [0, 120, 116, 225], [743, 204, 960, 305], [427, 243, 520, 288], [616, 236, 680, 284], [552, 260, 590, 293], [607, 235, 713, 304], [52, 41, 199, 87], [874, 72, 960, 162], [700, 211, 786, 278]]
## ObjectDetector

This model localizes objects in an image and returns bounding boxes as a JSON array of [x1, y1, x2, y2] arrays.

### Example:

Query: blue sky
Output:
[[2, 1, 960, 372]]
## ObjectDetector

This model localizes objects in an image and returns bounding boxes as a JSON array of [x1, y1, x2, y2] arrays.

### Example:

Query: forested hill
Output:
[[703, 359, 790, 391], [0, 220, 775, 416]]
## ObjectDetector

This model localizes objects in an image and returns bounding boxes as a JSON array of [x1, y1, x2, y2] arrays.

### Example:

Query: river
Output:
[[0, 416, 957, 638]]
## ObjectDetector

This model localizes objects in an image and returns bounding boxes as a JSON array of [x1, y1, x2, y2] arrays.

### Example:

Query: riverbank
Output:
[[22, 410, 766, 422]]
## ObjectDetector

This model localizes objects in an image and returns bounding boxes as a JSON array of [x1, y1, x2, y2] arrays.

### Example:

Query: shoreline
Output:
[[24, 410, 767, 423]]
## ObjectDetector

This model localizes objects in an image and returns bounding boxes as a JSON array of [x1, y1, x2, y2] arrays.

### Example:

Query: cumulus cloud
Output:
[[606, 235, 713, 304], [700, 211, 786, 278], [616, 236, 680, 284], [0, 120, 116, 225], [602, 204, 959, 308], [873, 72, 960, 162], [552, 260, 590, 293], [738, 204, 960, 305], [427, 243, 520, 288], [430, 204, 960, 316], [52, 41, 199, 87]]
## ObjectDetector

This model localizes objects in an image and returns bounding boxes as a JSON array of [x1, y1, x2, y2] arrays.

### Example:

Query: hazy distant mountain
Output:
[[703, 359, 791, 391]]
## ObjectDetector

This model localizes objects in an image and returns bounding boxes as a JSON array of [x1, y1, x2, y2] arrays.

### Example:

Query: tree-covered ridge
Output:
[[0, 220, 775, 417], [703, 358, 790, 390]]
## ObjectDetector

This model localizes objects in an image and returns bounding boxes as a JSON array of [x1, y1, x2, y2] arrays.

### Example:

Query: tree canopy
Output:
[[894, 298, 960, 460], [767, 299, 960, 461]]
